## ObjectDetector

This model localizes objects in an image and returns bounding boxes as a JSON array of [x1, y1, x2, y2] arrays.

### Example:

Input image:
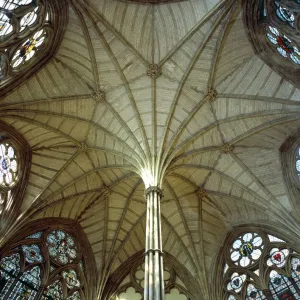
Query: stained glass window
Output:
[[296, 148, 300, 179], [230, 232, 263, 267], [0, 228, 87, 299], [0, 142, 18, 187], [266, 26, 300, 64], [42, 280, 63, 300], [269, 270, 300, 299], [11, 29, 47, 69], [0, 0, 64, 93], [274, 1, 295, 27], [246, 284, 266, 300], [223, 230, 300, 300], [22, 244, 43, 263], [46, 230, 77, 265], [68, 291, 81, 300]]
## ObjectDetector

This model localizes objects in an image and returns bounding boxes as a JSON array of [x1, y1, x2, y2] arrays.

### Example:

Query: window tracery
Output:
[[0, 227, 88, 300], [0, 0, 68, 97], [222, 230, 300, 300], [243, 0, 300, 87], [112, 261, 192, 300]]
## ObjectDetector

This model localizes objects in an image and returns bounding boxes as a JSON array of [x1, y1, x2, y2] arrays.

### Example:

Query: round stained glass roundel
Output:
[[230, 233, 264, 267], [0, 143, 18, 187], [46, 230, 77, 265]]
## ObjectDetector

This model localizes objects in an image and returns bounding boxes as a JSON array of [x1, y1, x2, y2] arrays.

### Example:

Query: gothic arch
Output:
[[280, 128, 300, 218], [214, 225, 300, 300], [0, 0, 69, 97], [102, 250, 200, 300], [0, 121, 31, 236], [0, 218, 97, 300], [243, 0, 300, 88]]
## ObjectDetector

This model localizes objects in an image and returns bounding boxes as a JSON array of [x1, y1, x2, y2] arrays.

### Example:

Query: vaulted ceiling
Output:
[[2, 0, 300, 298]]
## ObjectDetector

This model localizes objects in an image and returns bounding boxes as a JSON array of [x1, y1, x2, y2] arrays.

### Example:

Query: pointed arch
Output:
[[214, 225, 300, 300], [0, 121, 31, 237], [0, 218, 97, 300]]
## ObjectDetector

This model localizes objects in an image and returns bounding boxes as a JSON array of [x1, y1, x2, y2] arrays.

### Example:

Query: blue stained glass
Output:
[[42, 280, 63, 300], [269, 270, 300, 299], [267, 33, 277, 45], [246, 284, 266, 299], [291, 257, 300, 289], [62, 269, 80, 290], [0, 253, 20, 298], [22, 244, 43, 263], [276, 6, 295, 27], [7, 266, 41, 300], [26, 232, 43, 239], [68, 291, 81, 300], [277, 47, 288, 57], [296, 160, 300, 172], [46, 230, 77, 265]]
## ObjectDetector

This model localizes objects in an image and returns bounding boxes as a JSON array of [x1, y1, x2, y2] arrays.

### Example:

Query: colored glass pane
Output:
[[46, 230, 77, 265], [20, 7, 39, 32], [62, 269, 80, 290], [246, 284, 266, 299], [68, 291, 81, 300], [0, 143, 18, 187], [42, 280, 63, 300], [274, 2, 295, 27], [26, 232, 43, 239], [0, 0, 35, 37], [227, 272, 246, 293], [269, 270, 299, 299], [267, 248, 289, 268], [291, 257, 300, 289], [11, 29, 46, 68], [266, 26, 300, 65], [0, 253, 20, 298], [230, 233, 263, 267], [7, 266, 41, 300], [22, 244, 43, 264]]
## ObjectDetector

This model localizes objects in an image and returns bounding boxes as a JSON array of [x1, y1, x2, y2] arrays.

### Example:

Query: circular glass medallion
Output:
[[240, 242, 253, 257]]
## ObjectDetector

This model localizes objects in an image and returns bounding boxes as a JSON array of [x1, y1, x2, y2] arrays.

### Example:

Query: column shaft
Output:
[[144, 186, 164, 300]]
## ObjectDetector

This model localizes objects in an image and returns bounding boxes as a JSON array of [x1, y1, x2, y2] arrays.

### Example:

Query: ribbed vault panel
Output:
[[2, 1, 300, 299]]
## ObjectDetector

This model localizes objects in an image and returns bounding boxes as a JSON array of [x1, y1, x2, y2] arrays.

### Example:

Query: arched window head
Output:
[[0, 122, 30, 231], [0, 142, 18, 187], [107, 251, 196, 300], [0, 0, 68, 97], [243, 0, 300, 88], [0, 219, 97, 300], [220, 229, 300, 300]]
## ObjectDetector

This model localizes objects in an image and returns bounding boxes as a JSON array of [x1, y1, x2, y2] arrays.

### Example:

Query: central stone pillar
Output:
[[144, 186, 164, 300]]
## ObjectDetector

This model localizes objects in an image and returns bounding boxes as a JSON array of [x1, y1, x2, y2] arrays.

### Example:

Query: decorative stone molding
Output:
[[145, 186, 163, 197], [204, 88, 217, 102], [195, 187, 207, 199], [77, 142, 88, 153], [147, 64, 162, 79], [93, 89, 106, 103], [220, 143, 234, 154]]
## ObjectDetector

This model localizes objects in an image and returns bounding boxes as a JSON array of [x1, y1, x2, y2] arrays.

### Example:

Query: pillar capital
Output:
[[145, 186, 163, 197]]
